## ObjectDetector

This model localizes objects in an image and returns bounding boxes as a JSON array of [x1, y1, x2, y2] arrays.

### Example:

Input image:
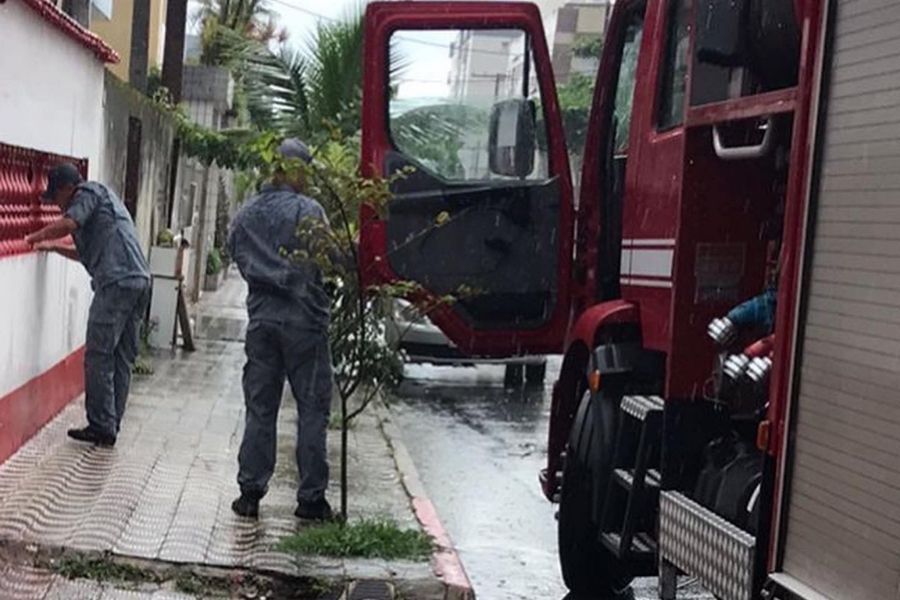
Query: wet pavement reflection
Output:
[[389, 360, 567, 600], [389, 360, 713, 600]]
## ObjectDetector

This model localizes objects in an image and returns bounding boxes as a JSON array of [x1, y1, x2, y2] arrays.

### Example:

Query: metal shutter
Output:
[[781, 1, 900, 598]]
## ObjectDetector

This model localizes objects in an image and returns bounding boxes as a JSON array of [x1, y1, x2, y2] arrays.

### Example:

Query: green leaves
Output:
[[152, 89, 278, 169], [555, 73, 597, 157], [572, 34, 603, 59], [245, 8, 366, 146], [277, 518, 432, 560]]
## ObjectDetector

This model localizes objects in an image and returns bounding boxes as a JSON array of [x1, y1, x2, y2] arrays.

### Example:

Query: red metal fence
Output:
[[0, 142, 88, 257]]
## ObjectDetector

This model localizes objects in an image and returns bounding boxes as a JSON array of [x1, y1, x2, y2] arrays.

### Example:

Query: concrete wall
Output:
[[0, 0, 104, 175], [173, 66, 235, 300], [0, 253, 92, 403], [100, 71, 176, 254], [90, 0, 168, 82], [0, 0, 107, 462]]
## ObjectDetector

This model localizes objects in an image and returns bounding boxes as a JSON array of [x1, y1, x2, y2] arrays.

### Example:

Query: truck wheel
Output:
[[558, 387, 632, 596], [504, 364, 524, 387], [525, 362, 547, 386]]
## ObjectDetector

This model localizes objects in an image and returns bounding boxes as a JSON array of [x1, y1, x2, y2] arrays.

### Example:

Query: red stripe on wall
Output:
[[0, 347, 84, 464]]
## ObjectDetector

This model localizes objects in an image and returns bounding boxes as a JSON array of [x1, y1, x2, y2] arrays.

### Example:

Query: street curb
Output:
[[375, 403, 476, 600]]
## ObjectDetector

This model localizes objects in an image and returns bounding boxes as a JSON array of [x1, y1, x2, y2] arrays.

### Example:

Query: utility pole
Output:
[[129, 0, 152, 93], [161, 0, 188, 103], [162, 0, 188, 266], [191, 165, 212, 303]]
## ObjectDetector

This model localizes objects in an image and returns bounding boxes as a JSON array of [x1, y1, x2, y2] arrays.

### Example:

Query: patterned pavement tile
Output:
[[0, 562, 54, 599], [0, 273, 431, 588], [42, 577, 103, 600]]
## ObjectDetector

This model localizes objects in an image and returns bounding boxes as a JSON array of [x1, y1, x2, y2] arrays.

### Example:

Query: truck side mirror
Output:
[[488, 98, 536, 178], [696, 0, 749, 67]]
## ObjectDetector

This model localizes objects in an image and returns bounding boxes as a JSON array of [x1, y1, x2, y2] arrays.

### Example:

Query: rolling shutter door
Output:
[[780, 1, 900, 598]]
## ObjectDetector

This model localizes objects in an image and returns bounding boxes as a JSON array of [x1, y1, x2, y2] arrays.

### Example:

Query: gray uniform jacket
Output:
[[65, 182, 150, 290], [228, 184, 331, 331]]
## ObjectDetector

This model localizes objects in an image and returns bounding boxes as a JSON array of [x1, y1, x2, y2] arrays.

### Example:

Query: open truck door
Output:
[[359, 1, 575, 357]]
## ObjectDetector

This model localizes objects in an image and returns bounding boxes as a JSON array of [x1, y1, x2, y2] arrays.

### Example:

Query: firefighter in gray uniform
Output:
[[25, 163, 151, 447], [228, 139, 334, 521]]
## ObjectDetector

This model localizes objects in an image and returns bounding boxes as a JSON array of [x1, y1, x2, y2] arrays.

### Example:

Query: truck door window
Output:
[[596, 8, 645, 301], [613, 17, 643, 154], [657, 0, 691, 130], [389, 29, 549, 182]]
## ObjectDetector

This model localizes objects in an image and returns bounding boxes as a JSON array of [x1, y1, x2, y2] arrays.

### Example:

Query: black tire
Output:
[[525, 362, 547, 386], [558, 387, 633, 596], [504, 364, 524, 387]]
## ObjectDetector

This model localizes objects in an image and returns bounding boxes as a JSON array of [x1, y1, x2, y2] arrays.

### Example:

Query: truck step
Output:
[[620, 395, 665, 421], [659, 491, 755, 600], [613, 468, 661, 490], [601, 531, 657, 560]]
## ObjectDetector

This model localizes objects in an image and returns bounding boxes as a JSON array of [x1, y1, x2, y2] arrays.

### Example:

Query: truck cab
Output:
[[357, 1, 860, 599]]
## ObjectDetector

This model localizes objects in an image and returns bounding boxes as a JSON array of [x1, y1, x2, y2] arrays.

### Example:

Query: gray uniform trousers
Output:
[[237, 320, 333, 504], [85, 280, 151, 437]]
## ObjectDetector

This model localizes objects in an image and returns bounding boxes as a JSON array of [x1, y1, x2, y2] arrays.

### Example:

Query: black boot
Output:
[[231, 491, 263, 518], [67, 426, 116, 447], [295, 498, 334, 522]]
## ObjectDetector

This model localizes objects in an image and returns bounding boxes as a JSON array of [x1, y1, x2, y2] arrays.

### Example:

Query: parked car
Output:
[[385, 299, 547, 385]]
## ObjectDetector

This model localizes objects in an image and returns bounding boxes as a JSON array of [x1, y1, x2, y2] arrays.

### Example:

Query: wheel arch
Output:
[[541, 300, 642, 501]]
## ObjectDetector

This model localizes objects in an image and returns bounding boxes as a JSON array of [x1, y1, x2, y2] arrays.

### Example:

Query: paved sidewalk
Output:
[[0, 273, 441, 598], [0, 561, 196, 599]]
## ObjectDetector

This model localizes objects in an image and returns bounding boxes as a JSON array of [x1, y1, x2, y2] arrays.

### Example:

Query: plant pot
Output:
[[204, 270, 223, 291]]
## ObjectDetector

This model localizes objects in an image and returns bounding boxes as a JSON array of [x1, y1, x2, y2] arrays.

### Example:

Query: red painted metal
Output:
[[17, 0, 119, 63], [571, 0, 638, 316], [568, 299, 639, 349], [765, 0, 828, 570], [359, 1, 575, 357], [540, 298, 642, 500], [0, 142, 87, 259], [744, 334, 775, 358], [686, 88, 797, 127], [619, 0, 684, 357], [360, 4, 831, 577]]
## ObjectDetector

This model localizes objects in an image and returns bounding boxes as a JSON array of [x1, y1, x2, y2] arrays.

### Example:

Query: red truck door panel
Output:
[[360, 1, 575, 357]]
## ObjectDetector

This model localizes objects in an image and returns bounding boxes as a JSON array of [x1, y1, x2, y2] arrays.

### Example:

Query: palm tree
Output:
[[248, 11, 365, 145], [196, 0, 283, 72]]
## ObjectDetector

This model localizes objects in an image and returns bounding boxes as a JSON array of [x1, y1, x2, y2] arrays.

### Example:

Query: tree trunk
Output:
[[162, 0, 188, 103], [340, 392, 349, 523], [191, 165, 212, 303], [129, 0, 152, 93]]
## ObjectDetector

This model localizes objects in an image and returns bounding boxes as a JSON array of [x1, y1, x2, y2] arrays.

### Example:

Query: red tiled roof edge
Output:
[[17, 0, 119, 63]]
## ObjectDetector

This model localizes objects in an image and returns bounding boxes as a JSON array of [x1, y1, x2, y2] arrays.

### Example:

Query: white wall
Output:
[[0, 254, 91, 395], [0, 0, 105, 396], [0, 0, 105, 178]]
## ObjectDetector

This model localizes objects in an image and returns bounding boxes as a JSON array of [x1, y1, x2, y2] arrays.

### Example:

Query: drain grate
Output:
[[347, 579, 394, 600]]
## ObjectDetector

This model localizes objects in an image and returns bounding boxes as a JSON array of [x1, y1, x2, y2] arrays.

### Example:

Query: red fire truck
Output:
[[360, 1, 895, 598]]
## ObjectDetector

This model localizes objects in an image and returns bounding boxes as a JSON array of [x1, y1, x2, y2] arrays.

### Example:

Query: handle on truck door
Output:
[[713, 117, 774, 160]]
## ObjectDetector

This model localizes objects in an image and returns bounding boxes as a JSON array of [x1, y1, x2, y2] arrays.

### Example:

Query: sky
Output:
[[188, 0, 454, 100], [268, 0, 455, 100]]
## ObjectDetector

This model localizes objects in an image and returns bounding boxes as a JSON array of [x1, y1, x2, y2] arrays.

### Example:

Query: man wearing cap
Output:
[[24, 164, 150, 448], [228, 138, 334, 521]]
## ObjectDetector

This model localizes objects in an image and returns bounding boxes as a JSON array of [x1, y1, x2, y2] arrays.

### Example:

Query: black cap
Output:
[[42, 163, 83, 202]]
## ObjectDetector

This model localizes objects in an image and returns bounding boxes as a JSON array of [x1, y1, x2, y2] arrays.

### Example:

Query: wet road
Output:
[[389, 360, 712, 600], [389, 360, 568, 600]]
